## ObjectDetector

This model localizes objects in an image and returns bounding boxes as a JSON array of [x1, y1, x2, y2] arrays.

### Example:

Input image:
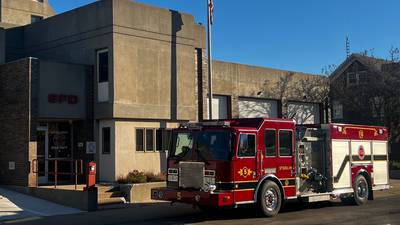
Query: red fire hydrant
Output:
[[85, 161, 96, 191]]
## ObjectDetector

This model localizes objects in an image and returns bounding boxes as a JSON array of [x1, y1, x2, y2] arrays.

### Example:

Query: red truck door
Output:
[[262, 122, 296, 198], [276, 129, 296, 197], [233, 131, 259, 203]]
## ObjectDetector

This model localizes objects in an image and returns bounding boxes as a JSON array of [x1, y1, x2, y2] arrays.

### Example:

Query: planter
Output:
[[119, 182, 166, 203]]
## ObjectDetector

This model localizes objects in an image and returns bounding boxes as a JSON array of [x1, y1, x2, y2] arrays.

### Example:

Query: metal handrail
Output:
[[32, 158, 84, 190]]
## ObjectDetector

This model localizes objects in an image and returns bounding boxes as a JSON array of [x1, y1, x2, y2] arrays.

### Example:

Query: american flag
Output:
[[208, 0, 214, 25]]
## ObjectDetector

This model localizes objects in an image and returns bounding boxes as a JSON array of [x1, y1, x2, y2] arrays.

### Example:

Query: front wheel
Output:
[[258, 181, 282, 217], [354, 175, 369, 205]]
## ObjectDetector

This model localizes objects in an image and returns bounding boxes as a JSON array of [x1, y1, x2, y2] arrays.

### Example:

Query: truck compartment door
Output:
[[372, 141, 389, 185], [332, 140, 351, 189]]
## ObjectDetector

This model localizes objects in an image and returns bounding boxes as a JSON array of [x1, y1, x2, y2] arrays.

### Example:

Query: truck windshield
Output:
[[170, 130, 233, 161]]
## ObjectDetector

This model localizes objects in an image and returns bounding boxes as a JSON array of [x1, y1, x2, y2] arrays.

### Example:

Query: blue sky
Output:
[[49, 0, 400, 74]]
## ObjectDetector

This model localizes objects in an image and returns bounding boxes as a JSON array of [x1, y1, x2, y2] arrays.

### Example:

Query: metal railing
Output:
[[32, 158, 84, 190]]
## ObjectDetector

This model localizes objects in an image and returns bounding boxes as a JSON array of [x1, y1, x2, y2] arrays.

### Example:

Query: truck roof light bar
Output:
[[201, 121, 231, 127], [179, 121, 231, 129]]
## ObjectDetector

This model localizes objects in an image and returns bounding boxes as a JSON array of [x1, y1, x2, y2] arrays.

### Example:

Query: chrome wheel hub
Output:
[[264, 188, 278, 210], [357, 180, 367, 198]]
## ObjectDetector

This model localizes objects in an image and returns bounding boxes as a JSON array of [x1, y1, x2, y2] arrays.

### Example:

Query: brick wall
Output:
[[0, 57, 38, 186]]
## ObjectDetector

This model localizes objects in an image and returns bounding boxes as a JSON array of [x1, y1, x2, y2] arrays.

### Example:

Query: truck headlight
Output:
[[168, 174, 178, 182], [208, 185, 216, 192]]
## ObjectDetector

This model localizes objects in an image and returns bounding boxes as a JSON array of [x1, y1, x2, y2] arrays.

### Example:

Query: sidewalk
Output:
[[0, 187, 82, 223]]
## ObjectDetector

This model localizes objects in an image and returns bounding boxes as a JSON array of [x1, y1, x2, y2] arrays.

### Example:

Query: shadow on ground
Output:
[[138, 200, 355, 225]]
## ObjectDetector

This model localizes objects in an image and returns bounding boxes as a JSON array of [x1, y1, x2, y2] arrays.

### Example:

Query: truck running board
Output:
[[300, 193, 332, 203]]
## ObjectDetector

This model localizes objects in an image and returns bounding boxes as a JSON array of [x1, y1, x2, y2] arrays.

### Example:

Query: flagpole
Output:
[[207, 0, 213, 120]]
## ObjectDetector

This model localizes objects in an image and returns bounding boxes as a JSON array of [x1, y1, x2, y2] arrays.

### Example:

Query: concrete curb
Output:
[[119, 182, 166, 203]]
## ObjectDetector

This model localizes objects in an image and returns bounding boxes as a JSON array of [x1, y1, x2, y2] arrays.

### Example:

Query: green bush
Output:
[[117, 170, 166, 184], [144, 171, 166, 182]]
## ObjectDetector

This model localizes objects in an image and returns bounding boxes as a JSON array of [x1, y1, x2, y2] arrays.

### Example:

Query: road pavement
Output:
[[7, 179, 400, 225]]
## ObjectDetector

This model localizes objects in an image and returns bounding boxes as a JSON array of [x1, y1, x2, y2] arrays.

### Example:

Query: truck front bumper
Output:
[[151, 187, 234, 207]]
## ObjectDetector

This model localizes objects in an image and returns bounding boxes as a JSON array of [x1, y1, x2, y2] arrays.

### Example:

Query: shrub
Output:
[[117, 170, 147, 184], [144, 171, 166, 182], [117, 170, 166, 184]]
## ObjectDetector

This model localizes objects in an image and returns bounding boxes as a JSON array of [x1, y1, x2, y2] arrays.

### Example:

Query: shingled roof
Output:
[[330, 54, 398, 82]]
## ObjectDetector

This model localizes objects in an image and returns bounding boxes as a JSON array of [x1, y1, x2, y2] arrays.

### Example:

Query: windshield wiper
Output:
[[173, 146, 192, 163], [195, 144, 211, 165]]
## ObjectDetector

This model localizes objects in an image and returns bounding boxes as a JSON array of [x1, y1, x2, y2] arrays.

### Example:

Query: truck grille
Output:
[[179, 162, 204, 189]]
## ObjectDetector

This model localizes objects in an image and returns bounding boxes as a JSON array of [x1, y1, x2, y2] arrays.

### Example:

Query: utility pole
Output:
[[207, 0, 214, 120]]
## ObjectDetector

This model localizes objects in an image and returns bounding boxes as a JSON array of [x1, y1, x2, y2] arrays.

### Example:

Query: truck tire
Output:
[[353, 175, 369, 205], [258, 181, 282, 217]]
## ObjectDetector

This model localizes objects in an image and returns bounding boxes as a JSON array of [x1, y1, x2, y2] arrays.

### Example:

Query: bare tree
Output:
[[246, 72, 330, 124]]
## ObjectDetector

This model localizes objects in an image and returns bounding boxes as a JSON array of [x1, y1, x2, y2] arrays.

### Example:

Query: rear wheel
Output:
[[258, 181, 282, 217], [340, 175, 369, 205], [354, 175, 369, 205]]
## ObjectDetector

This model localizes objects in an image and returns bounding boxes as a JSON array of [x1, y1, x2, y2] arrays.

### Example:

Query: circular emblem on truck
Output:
[[358, 145, 365, 160]]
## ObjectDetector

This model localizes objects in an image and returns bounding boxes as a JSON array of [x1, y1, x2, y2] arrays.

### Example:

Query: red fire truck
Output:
[[151, 118, 390, 217]]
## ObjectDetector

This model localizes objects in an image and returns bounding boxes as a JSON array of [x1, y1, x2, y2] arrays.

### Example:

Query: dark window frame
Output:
[[31, 15, 43, 23], [136, 128, 145, 152], [146, 129, 155, 151], [102, 127, 111, 154], [278, 130, 293, 157], [97, 49, 109, 83], [237, 133, 256, 158], [156, 128, 172, 152], [264, 129, 277, 157]]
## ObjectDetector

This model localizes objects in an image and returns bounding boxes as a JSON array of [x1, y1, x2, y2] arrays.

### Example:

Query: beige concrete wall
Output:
[[17, 0, 206, 121], [1, 0, 55, 26], [114, 121, 179, 181], [212, 60, 328, 118], [112, 0, 201, 121], [20, 0, 114, 119]]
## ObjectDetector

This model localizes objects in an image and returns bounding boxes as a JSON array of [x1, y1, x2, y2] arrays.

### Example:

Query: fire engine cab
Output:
[[151, 118, 390, 217]]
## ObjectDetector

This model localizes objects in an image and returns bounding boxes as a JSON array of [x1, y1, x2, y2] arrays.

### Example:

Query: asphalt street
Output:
[[6, 179, 400, 225]]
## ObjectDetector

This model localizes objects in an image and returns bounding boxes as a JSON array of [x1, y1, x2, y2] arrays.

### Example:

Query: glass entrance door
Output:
[[48, 122, 73, 182], [37, 126, 49, 184]]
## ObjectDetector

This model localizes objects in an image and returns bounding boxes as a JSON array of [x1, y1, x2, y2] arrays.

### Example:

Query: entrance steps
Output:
[[97, 185, 127, 209], [40, 184, 128, 209]]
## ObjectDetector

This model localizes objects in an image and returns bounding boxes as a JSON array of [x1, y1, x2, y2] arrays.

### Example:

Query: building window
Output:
[[347, 72, 357, 85], [358, 71, 368, 84], [136, 129, 144, 151], [347, 71, 368, 85], [102, 127, 111, 154], [31, 15, 43, 23], [207, 95, 230, 120], [332, 101, 343, 119], [264, 129, 276, 157], [238, 134, 256, 157], [279, 130, 292, 156], [97, 49, 109, 83], [97, 49, 109, 102], [146, 129, 155, 151], [156, 129, 172, 151]]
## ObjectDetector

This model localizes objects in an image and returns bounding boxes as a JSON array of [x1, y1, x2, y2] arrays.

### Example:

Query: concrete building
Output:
[[0, 0, 327, 186], [0, 0, 55, 27]]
